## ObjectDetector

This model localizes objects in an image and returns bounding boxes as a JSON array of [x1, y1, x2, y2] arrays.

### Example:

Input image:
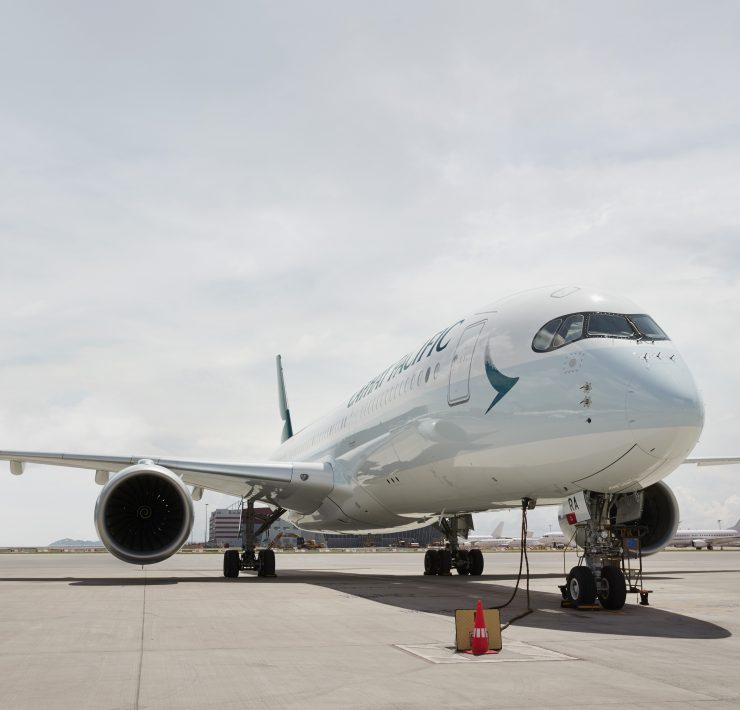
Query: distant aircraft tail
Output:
[[492, 521, 504, 538], [731, 518, 740, 531]]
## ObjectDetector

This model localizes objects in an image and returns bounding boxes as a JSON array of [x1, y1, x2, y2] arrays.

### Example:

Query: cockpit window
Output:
[[532, 312, 668, 352], [586, 313, 636, 338], [555, 314, 584, 346], [532, 318, 561, 351], [629, 314, 668, 340]]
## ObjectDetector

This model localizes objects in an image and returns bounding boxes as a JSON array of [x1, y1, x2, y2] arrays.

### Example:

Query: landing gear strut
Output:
[[424, 515, 484, 577], [222, 499, 286, 578], [561, 492, 629, 609]]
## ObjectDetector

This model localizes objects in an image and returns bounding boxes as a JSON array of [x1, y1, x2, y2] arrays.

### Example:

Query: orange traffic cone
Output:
[[470, 599, 490, 655]]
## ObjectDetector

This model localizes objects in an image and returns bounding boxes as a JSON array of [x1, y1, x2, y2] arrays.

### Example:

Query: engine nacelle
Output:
[[94, 462, 195, 565], [558, 481, 680, 556]]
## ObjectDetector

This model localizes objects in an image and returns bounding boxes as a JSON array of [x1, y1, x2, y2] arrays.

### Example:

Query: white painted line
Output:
[[395, 641, 578, 664]]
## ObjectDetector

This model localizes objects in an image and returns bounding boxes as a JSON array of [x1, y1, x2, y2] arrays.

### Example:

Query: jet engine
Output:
[[94, 462, 195, 565], [558, 481, 680, 556]]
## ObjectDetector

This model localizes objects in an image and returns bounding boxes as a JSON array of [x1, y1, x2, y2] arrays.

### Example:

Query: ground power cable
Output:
[[488, 498, 534, 631]]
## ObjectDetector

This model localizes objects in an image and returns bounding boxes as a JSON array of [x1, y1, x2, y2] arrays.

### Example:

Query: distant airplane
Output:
[[537, 530, 575, 549], [669, 519, 740, 549], [502, 530, 541, 549], [3, 284, 733, 611], [464, 522, 511, 547]]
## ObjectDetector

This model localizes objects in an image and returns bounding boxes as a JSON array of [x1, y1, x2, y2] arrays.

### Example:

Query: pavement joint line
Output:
[[134, 572, 147, 710]]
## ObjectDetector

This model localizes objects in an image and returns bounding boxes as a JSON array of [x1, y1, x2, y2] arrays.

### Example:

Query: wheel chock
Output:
[[558, 584, 602, 610], [559, 599, 601, 610], [639, 589, 652, 606]]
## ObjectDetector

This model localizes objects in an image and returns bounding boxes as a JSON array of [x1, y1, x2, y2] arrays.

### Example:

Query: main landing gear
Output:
[[222, 500, 286, 579], [424, 515, 485, 577]]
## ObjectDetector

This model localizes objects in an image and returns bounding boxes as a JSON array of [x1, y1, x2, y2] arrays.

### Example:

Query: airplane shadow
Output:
[[0, 567, 730, 640], [258, 569, 732, 640]]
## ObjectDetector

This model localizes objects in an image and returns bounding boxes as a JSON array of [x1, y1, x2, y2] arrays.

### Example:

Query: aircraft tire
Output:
[[598, 566, 627, 610], [257, 549, 276, 577], [223, 550, 240, 578], [455, 549, 471, 575], [469, 548, 484, 576], [424, 549, 441, 575], [566, 566, 596, 606], [439, 549, 452, 576]]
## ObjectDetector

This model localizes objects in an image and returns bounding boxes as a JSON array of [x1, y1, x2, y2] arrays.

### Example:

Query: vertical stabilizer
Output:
[[732, 518, 740, 531], [276, 355, 294, 443], [492, 521, 504, 538]]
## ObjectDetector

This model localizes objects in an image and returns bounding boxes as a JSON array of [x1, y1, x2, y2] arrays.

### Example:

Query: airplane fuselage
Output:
[[670, 528, 740, 547], [274, 286, 704, 533]]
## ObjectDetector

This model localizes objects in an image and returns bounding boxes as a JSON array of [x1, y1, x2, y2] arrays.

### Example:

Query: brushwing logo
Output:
[[484, 342, 519, 414]]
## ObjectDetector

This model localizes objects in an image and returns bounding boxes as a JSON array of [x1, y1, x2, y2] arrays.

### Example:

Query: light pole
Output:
[[718, 519, 722, 530], [205, 504, 209, 546]]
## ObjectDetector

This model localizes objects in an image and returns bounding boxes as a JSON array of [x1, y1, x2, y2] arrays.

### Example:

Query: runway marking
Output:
[[395, 641, 577, 664]]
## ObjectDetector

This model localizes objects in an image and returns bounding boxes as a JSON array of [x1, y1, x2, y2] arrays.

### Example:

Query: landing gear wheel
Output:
[[455, 549, 471, 575], [424, 549, 441, 575], [567, 566, 597, 606], [223, 549, 240, 578], [438, 549, 452, 576], [257, 549, 276, 577], [469, 548, 484, 576], [598, 566, 627, 610]]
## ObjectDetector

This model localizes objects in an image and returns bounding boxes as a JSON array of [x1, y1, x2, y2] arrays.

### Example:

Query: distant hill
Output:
[[48, 538, 104, 548]]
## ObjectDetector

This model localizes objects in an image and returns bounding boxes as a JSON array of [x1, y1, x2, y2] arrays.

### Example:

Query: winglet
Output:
[[276, 355, 294, 443]]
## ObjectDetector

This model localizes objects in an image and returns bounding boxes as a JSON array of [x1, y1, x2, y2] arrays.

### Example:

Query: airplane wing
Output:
[[706, 534, 740, 546], [0, 449, 333, 514], [684, 457, 740, 466]]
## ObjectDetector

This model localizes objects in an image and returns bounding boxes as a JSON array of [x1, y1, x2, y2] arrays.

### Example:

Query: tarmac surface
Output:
[[1, 548, 740, 709]]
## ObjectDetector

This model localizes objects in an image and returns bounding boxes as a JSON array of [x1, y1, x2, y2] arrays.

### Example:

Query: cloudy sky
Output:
[[1, 2, 739, 545]]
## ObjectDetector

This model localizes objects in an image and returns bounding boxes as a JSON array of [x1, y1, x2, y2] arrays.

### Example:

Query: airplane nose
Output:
[[626, 348, 704, 459]]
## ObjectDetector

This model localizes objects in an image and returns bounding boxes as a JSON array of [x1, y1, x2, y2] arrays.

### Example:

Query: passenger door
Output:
[[448, 321, 487, 405]]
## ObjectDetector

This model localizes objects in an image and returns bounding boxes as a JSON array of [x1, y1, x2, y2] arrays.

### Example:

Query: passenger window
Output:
[[587, 314, 637, 338], [532, 318, 562, 351]]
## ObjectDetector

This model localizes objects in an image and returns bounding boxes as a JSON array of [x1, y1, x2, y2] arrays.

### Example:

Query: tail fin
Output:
[[492, 521, 504, 538], [731, 518, 740, 531], [276, 355, 293, 443]]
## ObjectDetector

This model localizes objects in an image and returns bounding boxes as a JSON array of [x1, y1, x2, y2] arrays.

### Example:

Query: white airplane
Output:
[[669, 519, 740, 549], [537, 530, 575, 548], [2, 285, 735, 610], [463, 521, 511, 546], [497, 530, 541, 549]]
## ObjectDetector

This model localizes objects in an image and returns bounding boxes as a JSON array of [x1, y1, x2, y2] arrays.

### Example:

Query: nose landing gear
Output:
[[560, 492, 643, 610], [562, 564, 628, 609]]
